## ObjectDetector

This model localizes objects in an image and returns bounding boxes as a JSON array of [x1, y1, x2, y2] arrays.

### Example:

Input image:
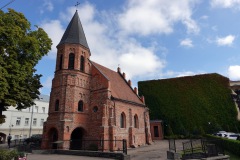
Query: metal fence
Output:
[[54, 139, 127, 154], [9, 139, 128, 154], [182, 139, 224, 159], [168, 139, 176, 152]]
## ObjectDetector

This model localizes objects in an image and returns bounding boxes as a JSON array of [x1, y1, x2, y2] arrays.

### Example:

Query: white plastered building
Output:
[[0, 94, 49, 143]]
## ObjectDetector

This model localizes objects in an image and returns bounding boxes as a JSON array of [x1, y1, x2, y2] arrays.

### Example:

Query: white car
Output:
[[213, 131, 227, 137], [223, 132, 239, 140]]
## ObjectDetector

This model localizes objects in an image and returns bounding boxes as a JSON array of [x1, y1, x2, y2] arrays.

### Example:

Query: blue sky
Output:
[[2, 0, 240, 95]]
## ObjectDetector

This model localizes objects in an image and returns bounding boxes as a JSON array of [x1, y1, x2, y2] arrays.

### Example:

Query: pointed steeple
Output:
[[58, 11, 89, 49]]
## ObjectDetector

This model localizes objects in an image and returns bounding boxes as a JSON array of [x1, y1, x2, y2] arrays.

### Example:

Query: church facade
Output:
[[41, 11, 152, 150]]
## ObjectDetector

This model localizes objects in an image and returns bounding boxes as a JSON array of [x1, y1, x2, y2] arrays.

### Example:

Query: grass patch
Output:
[[225, 151, 240, 160]]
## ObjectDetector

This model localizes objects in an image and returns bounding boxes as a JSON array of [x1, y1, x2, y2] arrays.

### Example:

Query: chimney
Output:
[[117, 67, 121, 73], [128, 80, 132, 86], [134, 87, 138, 95], [141, 95, 145, 104], [123, 72, 126, 79]]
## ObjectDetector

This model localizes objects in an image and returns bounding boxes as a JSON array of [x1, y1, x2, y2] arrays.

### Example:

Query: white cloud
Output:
[[176, 71, 197, 77], [216, 35, 235, 46], [43, 76, 53, 89], [40, 76, 53, 95], [228, 65, 240, 80], [211, 0, 240, 9], [118, 0, 200, 36], [164, 70, 204, 78], [180, 38, 193, 47], [40, 0, 54, 14], [119, 43, 165, 79], [44, 0, 54, 11], [40, 20, 65, 59], [40, 3, 165, 80], [200, 15, 209, 20]]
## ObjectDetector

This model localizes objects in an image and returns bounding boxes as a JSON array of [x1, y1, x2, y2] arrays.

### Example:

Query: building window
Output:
[[33, 118, 37, 126], [16, 117, 21, 126], [59, 54, 63, 69], [154, 126, 159, 137], [78, 100, 83, 112], [35, 106, 38, 113], [120, 112, 126, 128], [80, 55, 84, 72], [68, 53, 75, 69], [55, 99, 59, 111], [134, 115, 139, 128], [40, 119, 44, 126], [93, 106, 98, 112], [25, 118, 29, 126], [42, 107, 45, 113], [15, 135, 19, 140]]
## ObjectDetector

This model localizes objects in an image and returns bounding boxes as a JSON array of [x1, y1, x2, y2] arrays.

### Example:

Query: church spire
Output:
[[58, 11, 89, 49]]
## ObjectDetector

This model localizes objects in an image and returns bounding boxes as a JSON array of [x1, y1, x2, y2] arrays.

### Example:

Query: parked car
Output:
[[223, 132, 239, 140], [24, 134, 42, 144], [213, 131, 227, 137], [237, 135, 240, 141]]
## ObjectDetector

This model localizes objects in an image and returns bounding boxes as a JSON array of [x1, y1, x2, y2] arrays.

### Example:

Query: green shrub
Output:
[[205, 134, 240, 156], [0, 149, 18, 160]]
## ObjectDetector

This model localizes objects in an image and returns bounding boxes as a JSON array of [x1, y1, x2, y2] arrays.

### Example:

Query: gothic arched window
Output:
[[80, 55, 84, 72], [120, 112, 126, 128], [78, 100, 83, 112], [55, 99, 59, 111], [59, 54, 63, 70], [134, 114, 139, 128], [68, 53, 75, 69]]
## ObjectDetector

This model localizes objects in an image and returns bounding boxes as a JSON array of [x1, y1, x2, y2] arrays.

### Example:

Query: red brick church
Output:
[[41, 11, 152, 150]]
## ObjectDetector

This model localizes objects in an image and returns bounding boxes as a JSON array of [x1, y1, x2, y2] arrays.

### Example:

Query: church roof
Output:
[[91, 61, 145, 106], [58, 11, 89, 48]]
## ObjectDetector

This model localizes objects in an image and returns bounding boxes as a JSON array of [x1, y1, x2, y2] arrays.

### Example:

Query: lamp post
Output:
[[29, 106, 34, 138], [9, 124, 13, 134]]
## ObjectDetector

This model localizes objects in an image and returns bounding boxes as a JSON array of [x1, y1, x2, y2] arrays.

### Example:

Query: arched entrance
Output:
[[70, 127, 84, 150], [48, 128, 58, 149]]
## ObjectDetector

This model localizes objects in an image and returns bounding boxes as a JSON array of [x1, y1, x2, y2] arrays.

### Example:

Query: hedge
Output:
[[205, 134, 240, 156], [138, 73, 240, 136]]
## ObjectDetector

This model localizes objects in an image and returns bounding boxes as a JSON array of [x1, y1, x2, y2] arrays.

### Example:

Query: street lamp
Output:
[[9, 124, 13, 134], [29, 106, 34, 138]]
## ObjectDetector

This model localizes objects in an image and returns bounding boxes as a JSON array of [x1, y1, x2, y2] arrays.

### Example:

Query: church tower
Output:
[[41, 11, 91, 149]]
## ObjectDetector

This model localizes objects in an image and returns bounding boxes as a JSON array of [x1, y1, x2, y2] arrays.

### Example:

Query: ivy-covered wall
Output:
[[138, 73, 240, 136]]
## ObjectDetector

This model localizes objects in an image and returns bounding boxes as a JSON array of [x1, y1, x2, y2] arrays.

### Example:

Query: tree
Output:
[[0, 9, 52, 123]]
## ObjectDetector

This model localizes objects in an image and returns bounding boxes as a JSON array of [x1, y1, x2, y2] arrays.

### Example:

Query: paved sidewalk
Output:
[[27, 154, 115, 160], [128, 140, 187, 160]]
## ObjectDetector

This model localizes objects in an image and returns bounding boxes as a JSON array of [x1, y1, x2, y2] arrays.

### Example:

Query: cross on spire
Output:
[[75, 2, 80, 10]]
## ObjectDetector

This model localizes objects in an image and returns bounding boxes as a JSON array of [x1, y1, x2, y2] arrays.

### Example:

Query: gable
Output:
[[91, 61, 144, 106], [91, 66, 109, 91]]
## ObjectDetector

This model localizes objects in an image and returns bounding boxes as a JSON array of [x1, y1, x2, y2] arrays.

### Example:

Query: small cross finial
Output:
[[75, 2, 80, 10]]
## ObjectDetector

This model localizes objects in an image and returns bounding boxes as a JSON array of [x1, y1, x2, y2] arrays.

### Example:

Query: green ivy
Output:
[[138, 73, 240, 136]]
